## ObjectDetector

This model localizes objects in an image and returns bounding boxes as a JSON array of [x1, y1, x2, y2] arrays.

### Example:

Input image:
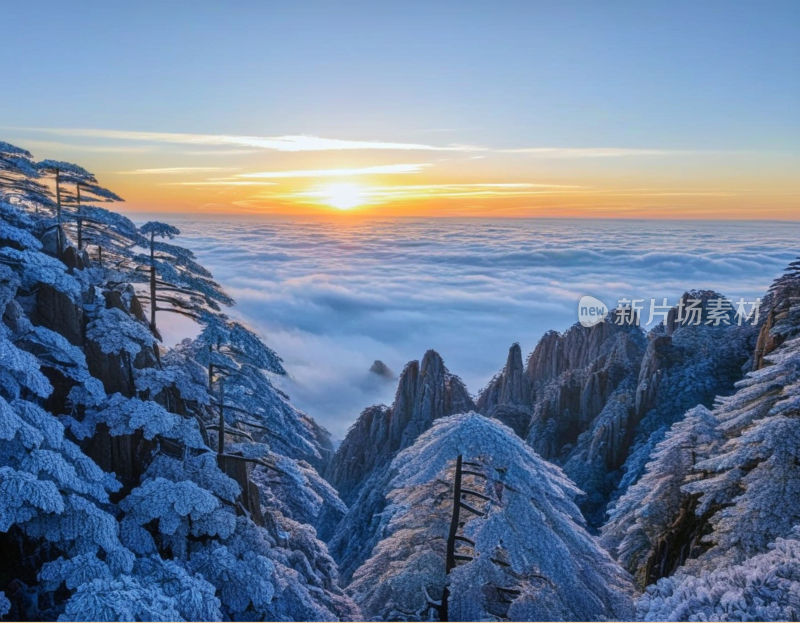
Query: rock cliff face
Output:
[[325, 404, 391, 506], [477, 343, 531, 410], [633, 291, 730, 423], [751, 271, 800, 371], [327, 349, 474, 505], [475, 343, 533, 437], [327, 289, 762, 596], [526, 319, 644, 463], [475, 297, 757, 527], [479, 317, 643, 441], [525, 316, 639, 387], [326, 350, 475, 582], [31, 283, 83, 345], [474, 315, 644, 513], [753, 306, 782, 371]]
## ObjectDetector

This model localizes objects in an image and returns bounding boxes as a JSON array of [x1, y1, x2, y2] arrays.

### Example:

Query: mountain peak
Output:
[[475, 343, 534, 437], [328, 350, 474, 504]]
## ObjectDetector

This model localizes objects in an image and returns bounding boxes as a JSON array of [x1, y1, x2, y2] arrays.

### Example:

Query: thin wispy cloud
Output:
[[162, 180, 278, 186], [117, 167, 237, 175], [266, 183, 744, 208], [6, 127, 484, 153], [451, 183, 579, 187], [284, 182, 586, 205], [612, 191, 737, 197], [419, 127, 477, 133], [500, 147, 700, 157], [6, 127, 707, 159], [237, 163, 430, 179], [11, 139, 149, 154], [182, 149, 261, 156]]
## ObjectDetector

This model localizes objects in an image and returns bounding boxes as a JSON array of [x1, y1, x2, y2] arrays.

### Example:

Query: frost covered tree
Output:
[[631, 262, 800, 619], [0, 142, 55, 213], [138, 222, 233, 336], [170, 312, 343, 533], [683, 336, 800, 564], [37, 160, 122, 227], [182, 313, 333, 469], [2, 145, 130, 265], [637, 528, 800, 621], [57, 347, 355, 620], [66, 393, 205, 450], [1, 141, 359, 620], [0, 322, 137, 617], [79, 205, 144, 268], [612, 292, 756, 511], [251, 452, 348, 541], [36, 160, 90, 224], [0, 241, 82, 308], [75, 181, 122, 251], [36, 160, 124, 250], [70, 178, 124, 252], [54, 559, 223, 623], [111, 427, 358, 620], [0, 216, 175, 618], [348, 412, 635, 621], [602, 405, 722, 586]]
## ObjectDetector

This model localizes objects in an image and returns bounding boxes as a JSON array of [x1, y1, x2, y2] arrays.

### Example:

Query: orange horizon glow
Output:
[[5, 130, 800, 221], [107, 170, 800, 221]]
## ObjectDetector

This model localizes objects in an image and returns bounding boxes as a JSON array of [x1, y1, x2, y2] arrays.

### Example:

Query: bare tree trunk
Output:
[[208, 345, 215, 391], [55, 169, 61, 223], [149, 231, 156, 331], [441, 454, 463, 621], [217, 378, 225, 455], [76, 183, 82, 250]]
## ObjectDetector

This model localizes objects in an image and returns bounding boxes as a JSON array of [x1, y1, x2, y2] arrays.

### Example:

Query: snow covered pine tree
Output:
[[0, 141, 358, 621], [635, 260, 800, 620]]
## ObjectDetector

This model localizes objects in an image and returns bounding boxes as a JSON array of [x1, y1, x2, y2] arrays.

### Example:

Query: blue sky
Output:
[[1, 1, 798, 218]]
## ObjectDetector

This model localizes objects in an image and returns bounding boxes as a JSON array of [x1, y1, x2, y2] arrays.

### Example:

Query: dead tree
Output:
[[439, 455, 490, 621], [436, 455, 529, 622]]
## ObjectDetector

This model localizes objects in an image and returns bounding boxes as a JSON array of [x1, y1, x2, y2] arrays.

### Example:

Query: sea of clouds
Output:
[[164, 217, 800, 440]]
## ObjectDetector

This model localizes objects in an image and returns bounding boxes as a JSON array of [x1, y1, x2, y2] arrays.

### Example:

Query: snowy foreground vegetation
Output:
[[2, 141, 800, 621]]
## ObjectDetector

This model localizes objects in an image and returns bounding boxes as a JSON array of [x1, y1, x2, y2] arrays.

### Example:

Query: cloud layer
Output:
[[237, 163, 430, 178], [7, 127, 480, 152], [165, 218, 800, 439], [8, 126, 706, 158]]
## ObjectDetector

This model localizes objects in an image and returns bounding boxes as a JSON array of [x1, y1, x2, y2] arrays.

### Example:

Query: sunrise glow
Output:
[[1, 3, 796, 220], [316, 183, 367, 210]]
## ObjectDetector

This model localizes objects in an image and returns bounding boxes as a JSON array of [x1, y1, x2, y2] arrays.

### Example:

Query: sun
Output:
[[319, 183, 365, 210]]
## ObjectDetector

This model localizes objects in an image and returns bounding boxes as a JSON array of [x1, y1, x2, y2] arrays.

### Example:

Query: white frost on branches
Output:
[[349, 412, 636, 621], [86, 306, 155, 355], [602, 405, 722, 583], [637, 530, 800, 621]]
